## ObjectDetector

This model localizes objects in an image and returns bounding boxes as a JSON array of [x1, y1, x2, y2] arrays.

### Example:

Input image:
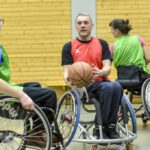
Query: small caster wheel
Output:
[[92, 144, 97, 150], [142, 113, 149, 125], [126, 143, 131, 150], [142, 116, 148, 126]]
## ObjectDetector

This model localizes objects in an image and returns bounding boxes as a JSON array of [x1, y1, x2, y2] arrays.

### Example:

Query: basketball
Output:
[[68, 61, 93, 88]]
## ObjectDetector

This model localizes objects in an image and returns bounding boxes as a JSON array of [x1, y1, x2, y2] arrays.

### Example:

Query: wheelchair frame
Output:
[[56, 89, 137, 150]]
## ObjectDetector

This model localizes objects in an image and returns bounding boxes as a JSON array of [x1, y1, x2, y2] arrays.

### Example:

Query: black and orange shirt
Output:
[[61, 37, 112, 68]]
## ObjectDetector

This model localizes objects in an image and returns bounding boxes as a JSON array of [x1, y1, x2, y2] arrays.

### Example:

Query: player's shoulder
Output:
[[98, 38, 108, 45], [64, 41, 71, 47], [63, 41, 72, 50], [96, 38, 109, 48]]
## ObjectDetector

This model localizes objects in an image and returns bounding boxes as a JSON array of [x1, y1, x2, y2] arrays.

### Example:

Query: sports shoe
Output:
[[106, 124, 120, 139], [52, 132, 62, 144], [93, 127, 108, 139]]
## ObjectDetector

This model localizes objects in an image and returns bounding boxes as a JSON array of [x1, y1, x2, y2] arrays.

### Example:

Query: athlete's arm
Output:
[[143, 45, 150, 64], [0, 79, 34, 110], [138, 36, 150, 64], [92, 59, 111, 78]]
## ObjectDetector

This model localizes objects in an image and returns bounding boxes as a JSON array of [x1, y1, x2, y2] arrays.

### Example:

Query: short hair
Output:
[[109, 19, 132, 34], [75, 12, 92, 22]]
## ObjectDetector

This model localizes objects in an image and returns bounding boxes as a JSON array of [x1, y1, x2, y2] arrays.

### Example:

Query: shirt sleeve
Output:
[[138, 35, 146, 47], [61, 42, 73, 65], [100, 39, 112, 61], [0, 46, 3, 64], [109, 44, 114, 58]]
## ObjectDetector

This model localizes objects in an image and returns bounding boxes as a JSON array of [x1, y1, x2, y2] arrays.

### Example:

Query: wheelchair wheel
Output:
[[0, 98, 52, 150], [56, 90, 80, 147], [141, 78, 150, 119], [118, 95, 137, 134]]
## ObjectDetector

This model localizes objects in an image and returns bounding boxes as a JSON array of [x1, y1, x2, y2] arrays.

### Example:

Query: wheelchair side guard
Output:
[[116, 65, 143, 88]]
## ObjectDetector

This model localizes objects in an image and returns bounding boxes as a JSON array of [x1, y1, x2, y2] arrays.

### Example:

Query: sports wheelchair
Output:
[[56, 88, 137, 150], [116, 65, 150, 124], [0, 97, 64, 150]]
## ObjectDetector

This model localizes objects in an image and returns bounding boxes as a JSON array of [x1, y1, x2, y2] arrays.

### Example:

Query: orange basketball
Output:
[[68, 61, 93, 88]]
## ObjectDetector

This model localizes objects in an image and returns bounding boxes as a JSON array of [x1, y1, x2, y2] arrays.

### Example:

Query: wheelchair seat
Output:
[[116, 65, 150, 123], [116, 65, 143, 89]]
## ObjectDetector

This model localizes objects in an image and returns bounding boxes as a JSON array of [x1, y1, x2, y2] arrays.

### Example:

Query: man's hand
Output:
[[92, 64, 103, 78]]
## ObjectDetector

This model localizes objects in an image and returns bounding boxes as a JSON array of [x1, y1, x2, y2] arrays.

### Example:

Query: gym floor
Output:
[[67, 104, 150, 150]]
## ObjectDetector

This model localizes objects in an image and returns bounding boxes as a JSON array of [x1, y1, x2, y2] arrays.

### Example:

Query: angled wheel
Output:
[[117, 95, 137, 135], [141, 78, 150, 119], [0, 98, 52, 150], [56, 90, 80, 147]]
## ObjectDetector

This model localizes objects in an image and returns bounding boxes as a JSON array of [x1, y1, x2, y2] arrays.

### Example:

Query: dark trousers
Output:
[[19, 82, 57, 124], [87, 81, 122, 125]]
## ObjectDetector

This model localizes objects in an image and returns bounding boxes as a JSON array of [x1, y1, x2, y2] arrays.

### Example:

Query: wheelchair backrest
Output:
[[116, 65, 144, 88]]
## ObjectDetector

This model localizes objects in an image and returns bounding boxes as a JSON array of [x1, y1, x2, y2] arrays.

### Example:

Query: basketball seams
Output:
[[72, 63, 89, 84], [68, 62, 93, 87], [85, 69, 93, 83], [68, 66, 84, 84]]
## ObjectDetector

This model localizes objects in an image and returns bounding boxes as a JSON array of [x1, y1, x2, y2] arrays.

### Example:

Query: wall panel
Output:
[[0, 0, 71, 95]]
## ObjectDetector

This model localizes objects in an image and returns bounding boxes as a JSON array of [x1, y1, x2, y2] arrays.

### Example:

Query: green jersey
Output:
[[0, 44, 23, 90], [113, 35, 150, 74]]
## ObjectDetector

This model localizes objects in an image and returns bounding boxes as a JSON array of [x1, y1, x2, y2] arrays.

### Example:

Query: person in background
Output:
[[61, 13, 123, 139], [109, 18, 150, 79]]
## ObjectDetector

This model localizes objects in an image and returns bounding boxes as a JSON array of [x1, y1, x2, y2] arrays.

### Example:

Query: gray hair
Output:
[[75, 12, 92, 22]]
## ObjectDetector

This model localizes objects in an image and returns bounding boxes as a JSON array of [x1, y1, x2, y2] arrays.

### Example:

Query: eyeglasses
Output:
[[0, 18, 4, 23]]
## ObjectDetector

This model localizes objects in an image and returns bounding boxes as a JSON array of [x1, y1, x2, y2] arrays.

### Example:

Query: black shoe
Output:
[[107, 124, 120, 139], [93, 127, 108, 139], [52, 133, 62, 144]]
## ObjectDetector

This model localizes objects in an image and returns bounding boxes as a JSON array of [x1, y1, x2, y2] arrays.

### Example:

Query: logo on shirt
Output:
[[75, 49, 80, 54]]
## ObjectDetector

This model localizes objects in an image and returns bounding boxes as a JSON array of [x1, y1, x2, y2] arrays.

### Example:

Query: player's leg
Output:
[[87, 81, 114, 139], [106, 81, 122, 139], [23, 87, 57, 113], [18, 82, 42, 88]]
